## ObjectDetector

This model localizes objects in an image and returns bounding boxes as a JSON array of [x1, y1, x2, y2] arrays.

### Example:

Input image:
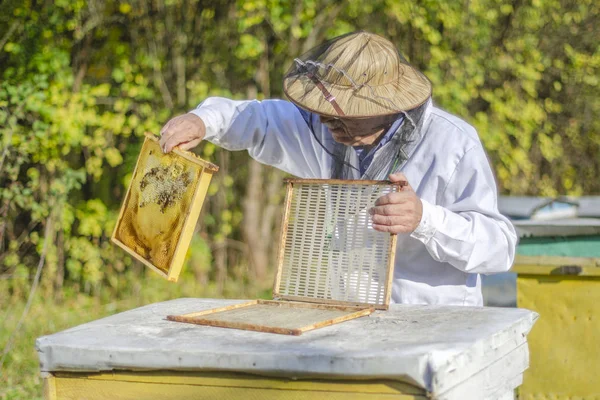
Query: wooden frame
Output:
[[273, 179, 400, 310], [111, 133, 218, 282], [283, 178, 408, 186], [272, 181, 295, 297], [169, 179, 399, 335], [167, 300, 374, 336]]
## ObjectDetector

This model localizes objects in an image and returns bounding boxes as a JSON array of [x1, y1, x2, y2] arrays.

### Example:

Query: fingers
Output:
[[374, 191, 411, 206], [159, 114, 205, 153], [177, 138, 202, 151], [389, 172, 407, 182], [370, 206, 417, 226], [371, 214, 405, 226], [372, 223, 414, 234], [371, 175, 423, 234], [159, 117, 175, 137], [370, 205, 415, 233], [369, 204, 397, 216], [371, 211, 418, 234], [159, 116, 182, 146], [388, 172, 410, 190], [162, 128, 196, 153]]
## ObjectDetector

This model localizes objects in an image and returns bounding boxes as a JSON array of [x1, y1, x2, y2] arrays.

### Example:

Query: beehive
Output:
[[168, 179, 403, 335], [111, 133, 218, 281]]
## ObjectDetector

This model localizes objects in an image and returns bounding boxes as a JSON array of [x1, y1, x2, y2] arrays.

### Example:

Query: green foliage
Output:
[[0, 0, 597, 304], [0, 1, 598, 396], [0, 2, 163, 299]]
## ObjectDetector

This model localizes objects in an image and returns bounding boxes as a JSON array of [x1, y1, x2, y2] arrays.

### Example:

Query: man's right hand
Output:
[[159, 113, 206, 153]]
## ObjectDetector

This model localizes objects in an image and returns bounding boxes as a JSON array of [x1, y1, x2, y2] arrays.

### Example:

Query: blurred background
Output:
[[0, 0, 598, 398]]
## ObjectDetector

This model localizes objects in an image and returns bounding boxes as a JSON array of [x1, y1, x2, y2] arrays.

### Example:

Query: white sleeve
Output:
[[409, 145, 518, 274], [188, 97, 332, 178]]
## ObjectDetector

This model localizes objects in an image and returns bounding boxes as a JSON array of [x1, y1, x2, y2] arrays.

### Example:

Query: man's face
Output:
[[319, 114, 399, 147]]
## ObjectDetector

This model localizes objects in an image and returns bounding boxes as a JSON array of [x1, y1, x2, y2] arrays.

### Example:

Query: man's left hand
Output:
[[370, 173, 423, 234]]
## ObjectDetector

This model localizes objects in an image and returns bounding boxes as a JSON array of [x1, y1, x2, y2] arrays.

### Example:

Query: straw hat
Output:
[[283, 31, 432, 118]]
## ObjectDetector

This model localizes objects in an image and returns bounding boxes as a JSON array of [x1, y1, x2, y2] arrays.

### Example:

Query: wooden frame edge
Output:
[[167, 300, 258, 319], [513, 254, 600, 268], [272, 181, 294, 297], [167, 300, 374, 336], [111, 135, 149, 244], [273, 179, 399, 310], [112, 136, 218, 282], [174, 318, 304, 336], [256, 299, 372, 312], [276, 295, 388, 310], [383, 233, 398, 309], [296, 307, 374, 334], [49, 370, 425, 396], [42, 373, 57, 400], [110, 236, 169, 279], [283, 178, 407, 186], [144, 132, 219, 172], [167, 168, 215, 282]]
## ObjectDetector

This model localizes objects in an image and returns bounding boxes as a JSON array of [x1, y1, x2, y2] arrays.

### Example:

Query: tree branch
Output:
[[0, 21, 18, 51]]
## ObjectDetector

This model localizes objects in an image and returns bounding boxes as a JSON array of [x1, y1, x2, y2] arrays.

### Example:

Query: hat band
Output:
[[305, 71, 346, 116]]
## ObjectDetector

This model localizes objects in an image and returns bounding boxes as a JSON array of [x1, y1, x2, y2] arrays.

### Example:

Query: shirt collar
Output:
[[354, 115, 405, 161]]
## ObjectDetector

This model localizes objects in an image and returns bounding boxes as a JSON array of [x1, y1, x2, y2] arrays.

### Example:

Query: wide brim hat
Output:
[[283, 31, 432, 119]]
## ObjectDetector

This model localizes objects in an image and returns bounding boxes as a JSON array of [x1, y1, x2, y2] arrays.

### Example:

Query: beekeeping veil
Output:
[[283, 31, 433, 179]]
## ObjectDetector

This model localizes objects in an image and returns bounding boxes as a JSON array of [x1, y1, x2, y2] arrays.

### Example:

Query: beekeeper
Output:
[[159, 31, 517, 306]]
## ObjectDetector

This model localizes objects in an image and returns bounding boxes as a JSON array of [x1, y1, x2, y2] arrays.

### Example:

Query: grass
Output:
[[0, 268, 271, 400]]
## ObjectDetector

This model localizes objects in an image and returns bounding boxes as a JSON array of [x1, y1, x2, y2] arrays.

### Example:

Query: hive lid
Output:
[[272, 179, 401, 310], [111, 133, 218, 281]]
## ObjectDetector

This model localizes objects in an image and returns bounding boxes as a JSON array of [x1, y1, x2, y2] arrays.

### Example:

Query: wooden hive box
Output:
[[168, 179, 404, 335], [111, 132, 218, 282]]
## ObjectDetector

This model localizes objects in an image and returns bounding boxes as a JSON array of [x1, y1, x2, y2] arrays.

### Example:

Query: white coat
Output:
[[190, 97, 517, 306]]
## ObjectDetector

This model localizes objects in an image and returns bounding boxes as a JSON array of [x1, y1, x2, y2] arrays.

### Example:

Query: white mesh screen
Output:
[[277, 181, 397, 307]]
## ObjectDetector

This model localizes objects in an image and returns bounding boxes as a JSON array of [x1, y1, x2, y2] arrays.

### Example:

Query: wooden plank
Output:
[[43, 373, 57, 400], [512, 265, 600, 277], [382, 181, 400, 308], [110, 236, 169, 279], [168, 167, 215, 281], [53, 377, 425, 399], [167, 300, 373, 336], [513, 254, 600, 277], [168, 300, 258, 319], [273, 181, 294, 296], [383, 233, 398, 309], [110, 134, 148, 250], [257, 299, 372, 312], [169, 315, 304, 336], [296, 307, 373, 334], [283, 178, 408, 186], [514, 254, 600, 267], [145, 132, 219, 172], [52, 370, 425, 396], [512, 255, 600, 277], [275, 294, 389, 310]]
